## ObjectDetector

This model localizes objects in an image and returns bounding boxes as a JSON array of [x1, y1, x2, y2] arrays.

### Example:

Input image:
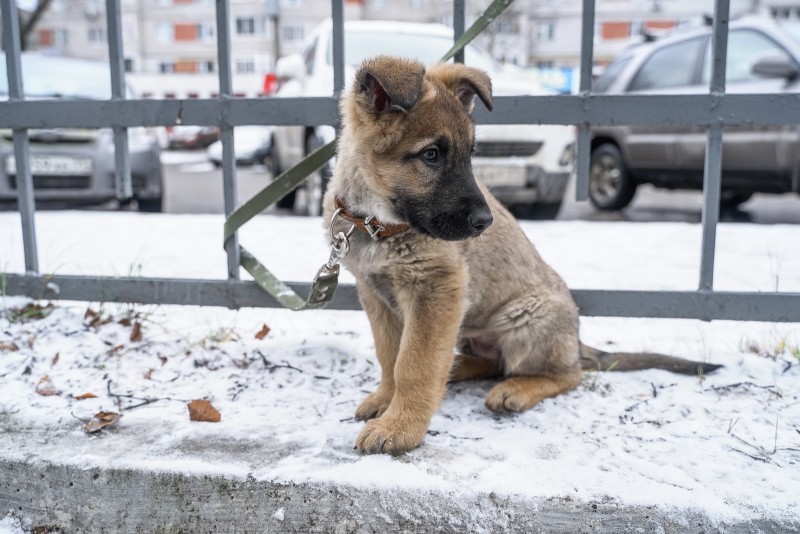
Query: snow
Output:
[[1, 211, 799, 528]]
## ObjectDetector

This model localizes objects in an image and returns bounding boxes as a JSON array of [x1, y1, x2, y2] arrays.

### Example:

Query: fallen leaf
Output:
[[51, 352, 60, 365], [106, 344, 125, 356], [187, 399, 221, 423], [0, 342, 19, 351], [130, 321, 143, 342], [158, 355, 168, 366], [35, 375, 60, 396], [143, 368, 154, 380], [255, 324, 271, 340], [82, 411, 120, 433], [73, 393, 97, 400]]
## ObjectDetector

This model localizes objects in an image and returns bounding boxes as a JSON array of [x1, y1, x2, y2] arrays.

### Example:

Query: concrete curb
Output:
[[1, 459, 790, 533]]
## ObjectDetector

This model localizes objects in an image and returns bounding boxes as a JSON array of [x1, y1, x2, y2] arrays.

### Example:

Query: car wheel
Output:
[[720, 192, 753, 209], [589, 144, 637, 211], [137, 196, 163, 213], [510, 202, 562, 220], [303, 132, 332, 217], [266, 149, 296, 209]]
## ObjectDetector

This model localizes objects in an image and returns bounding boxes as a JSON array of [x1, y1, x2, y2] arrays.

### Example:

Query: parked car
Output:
[[166, 126, 220, 150], [207, 126, 273, 167], [270, 20, 575, 218], [0, 53, 164, 212], [590, 16, 800, 210]]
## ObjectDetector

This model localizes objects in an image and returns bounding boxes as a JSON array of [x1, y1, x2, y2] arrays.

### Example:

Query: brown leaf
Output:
[[106, 344, 125, 356], [73, 393, 97, 400], [51, 352, 60, 365], [0, 342, 19, 352], [82, 411, 120, 433], [158, 355, 168, 366], [35, 375, 60, 396], [187, 399, 221, 423], [255, 324, 271, 340], [130, 321, 143, 342], [143, 368, 154, 380]]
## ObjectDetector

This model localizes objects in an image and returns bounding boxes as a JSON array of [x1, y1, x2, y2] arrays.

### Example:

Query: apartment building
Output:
[[22, 0, 800, 96]]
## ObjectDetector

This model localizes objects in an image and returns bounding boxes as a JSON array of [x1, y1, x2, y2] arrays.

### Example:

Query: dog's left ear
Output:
[[355, 56, 426, 115], [427, 63, 493, 113]]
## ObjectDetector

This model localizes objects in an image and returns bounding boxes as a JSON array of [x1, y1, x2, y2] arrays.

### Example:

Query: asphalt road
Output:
[[162, 150, 800, 224]]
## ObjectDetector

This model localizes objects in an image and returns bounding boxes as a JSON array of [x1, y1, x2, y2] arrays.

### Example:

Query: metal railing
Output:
[[2, 0, 799, 322]]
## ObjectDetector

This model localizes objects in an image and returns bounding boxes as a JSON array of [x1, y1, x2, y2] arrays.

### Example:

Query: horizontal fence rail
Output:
[[1, 94, 800, 128], [6, 274, 800, 323], [2, 0, 799, 323]]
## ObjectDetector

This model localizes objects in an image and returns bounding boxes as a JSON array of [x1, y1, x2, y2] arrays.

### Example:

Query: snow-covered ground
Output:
[[1, 212, 799, 530]]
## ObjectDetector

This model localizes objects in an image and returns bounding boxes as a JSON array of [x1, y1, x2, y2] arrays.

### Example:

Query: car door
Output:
[[623, 36, 709, 174], [685, 28, 800, 174]]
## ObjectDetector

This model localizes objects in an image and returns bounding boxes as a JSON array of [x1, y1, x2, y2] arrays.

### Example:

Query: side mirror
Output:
[[276, 54, 306, 81], [751, 54, 800, 81]]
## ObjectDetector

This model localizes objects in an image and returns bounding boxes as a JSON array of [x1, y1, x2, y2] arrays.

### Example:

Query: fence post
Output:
[[1, 0, 39, 273]]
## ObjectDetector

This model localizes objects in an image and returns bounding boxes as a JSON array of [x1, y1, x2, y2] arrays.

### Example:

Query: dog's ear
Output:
[[427, 63, 493, 113], [355, 56, 426, 115]]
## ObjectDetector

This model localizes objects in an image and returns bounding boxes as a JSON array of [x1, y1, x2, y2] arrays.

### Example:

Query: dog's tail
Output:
[[579, 342, 723, 376]]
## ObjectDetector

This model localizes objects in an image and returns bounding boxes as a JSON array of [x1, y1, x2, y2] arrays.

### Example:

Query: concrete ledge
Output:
[[1, 459, 788, 534]]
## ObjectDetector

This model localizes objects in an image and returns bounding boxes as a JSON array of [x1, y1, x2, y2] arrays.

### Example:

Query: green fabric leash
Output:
[[223, 0, 515, 310]]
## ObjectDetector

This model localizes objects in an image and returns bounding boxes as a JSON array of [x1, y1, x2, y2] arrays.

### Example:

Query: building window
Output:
[[198, 60, 215, 73], [124, 58, 135, 72], [156, 22, 172, 43], [159, 61, 174, 73], [197, 22, 214, 42], [370, 0, 385, 8], [536, 20, 555, 42], [236, 57, 256, 74], [280, 0, 302, 7], [495, 18, 518, 35], [236, 16, 267, 36], [281, 24, 304, 42], [88, 27, 106, 44], [53, 28, 69, 47]]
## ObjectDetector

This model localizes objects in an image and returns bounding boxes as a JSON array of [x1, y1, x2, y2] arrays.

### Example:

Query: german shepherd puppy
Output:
[[323, 56, 720, 455]]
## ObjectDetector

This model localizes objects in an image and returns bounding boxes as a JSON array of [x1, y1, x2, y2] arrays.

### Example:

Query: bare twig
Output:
[[710, 382, 782, 398], [106, 380, 190, 411]]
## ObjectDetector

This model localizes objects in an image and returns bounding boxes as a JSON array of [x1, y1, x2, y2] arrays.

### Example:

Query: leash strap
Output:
[[223, 0, 515, 310]]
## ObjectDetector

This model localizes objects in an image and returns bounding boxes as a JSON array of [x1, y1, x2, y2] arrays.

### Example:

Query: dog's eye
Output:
[[421, 148, 439, 163]]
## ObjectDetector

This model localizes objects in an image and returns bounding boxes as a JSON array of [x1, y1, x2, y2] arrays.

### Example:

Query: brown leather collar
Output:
[[334, 197, 410, 240]]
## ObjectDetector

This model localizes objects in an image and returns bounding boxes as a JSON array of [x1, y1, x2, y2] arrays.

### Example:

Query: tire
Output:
[[267, 148, 296, 209], [137, 196, 163, 213], [303, 132, 332, 216], [510, 202, 562, 220], [588, 143, 637, 211], [720, 192, 753, 209]]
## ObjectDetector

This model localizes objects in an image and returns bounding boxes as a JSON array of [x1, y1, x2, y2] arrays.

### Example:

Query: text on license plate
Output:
[[472, 166, 526, 187], [5, 155, 93, 176]]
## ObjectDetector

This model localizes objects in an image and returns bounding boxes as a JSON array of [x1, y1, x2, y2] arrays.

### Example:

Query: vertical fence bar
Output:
[[575, 0, 596, 202], [215, 0, 240, 279], [698, 0, 730, 291], [1, 0, 39, 273], [453, 0, 466, 64], [331, 0, 345, 96], [105, 0, 133, 202]]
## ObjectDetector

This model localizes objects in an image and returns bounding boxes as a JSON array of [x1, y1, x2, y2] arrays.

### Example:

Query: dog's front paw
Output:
[[355, 416, 426, 455], [355, 388, 393, 421]]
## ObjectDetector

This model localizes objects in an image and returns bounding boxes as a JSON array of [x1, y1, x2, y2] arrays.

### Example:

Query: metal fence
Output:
[[2, 0, 799, 322]]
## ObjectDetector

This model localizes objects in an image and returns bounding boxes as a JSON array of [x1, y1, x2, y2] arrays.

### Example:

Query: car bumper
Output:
[[0, 144, 162, 204], [473, 160, 572, 204]]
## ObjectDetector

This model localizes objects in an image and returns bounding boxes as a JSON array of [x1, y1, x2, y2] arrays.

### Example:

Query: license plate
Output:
[[473, 165, 527, 187], [5, 155, 93, 176]]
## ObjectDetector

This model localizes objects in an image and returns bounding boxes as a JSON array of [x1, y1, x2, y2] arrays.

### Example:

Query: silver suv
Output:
[[590, 16, 800, 210]]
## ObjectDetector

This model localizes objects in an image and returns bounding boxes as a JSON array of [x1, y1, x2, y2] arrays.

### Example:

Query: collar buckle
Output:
[[363, 216, 386, 241]]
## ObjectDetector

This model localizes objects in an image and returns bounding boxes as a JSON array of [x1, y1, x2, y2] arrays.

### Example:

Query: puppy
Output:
[[322, 55, 719, 455]]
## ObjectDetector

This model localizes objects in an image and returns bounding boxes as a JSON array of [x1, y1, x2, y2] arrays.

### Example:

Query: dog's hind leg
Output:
[[485, 372, 582, 413], [450, 354, 503, 382], [355, 281, 403, 421]]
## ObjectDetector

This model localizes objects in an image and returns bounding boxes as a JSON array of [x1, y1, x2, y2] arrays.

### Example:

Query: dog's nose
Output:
[[468, 208, 493, 234]]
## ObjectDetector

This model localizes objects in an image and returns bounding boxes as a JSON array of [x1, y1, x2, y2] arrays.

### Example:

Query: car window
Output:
[[701, 29, 797, 83], [302, 38, 317, 76], [781, 22, 800, 45], [594, 56, 631, 93], [628, 37, 706, 91], [0, 54, 112, 99], [326, 31, 498, 72]]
